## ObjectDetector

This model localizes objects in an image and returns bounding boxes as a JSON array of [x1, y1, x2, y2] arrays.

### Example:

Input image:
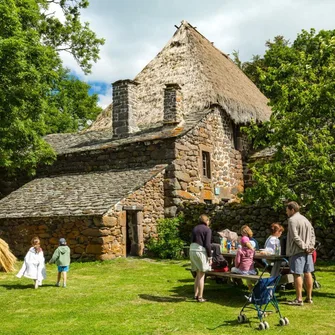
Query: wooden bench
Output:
[[186, 268, 294, 285], [205, 271, 263, 281], [186, 268, 263, 282]]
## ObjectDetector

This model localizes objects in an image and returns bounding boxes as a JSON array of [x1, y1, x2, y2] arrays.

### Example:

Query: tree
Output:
[[38, 0, 104, 75], [232, 36, 290, 90], [242, 29, 335, 226], [45, 68, 102, 134], [0, 0, 104, 175]]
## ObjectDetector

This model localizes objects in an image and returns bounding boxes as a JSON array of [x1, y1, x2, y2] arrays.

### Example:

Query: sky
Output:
[[59, 0, 335, 108]]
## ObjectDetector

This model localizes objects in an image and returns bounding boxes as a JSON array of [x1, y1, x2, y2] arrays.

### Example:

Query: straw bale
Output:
[[0, 238, 17, 272]]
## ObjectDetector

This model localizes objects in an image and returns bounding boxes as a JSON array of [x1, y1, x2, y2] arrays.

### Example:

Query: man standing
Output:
[[286, 201, 315, 306]]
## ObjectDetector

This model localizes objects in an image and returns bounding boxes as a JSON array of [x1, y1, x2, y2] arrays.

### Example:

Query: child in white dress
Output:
[[17, 237, 46, 289]]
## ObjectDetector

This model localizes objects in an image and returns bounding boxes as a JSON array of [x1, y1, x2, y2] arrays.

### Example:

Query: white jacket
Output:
[[17, 247, 46, 285]]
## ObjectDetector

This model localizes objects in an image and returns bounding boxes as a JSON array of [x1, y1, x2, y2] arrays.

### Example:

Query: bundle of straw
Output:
[[0, 238, 17, 272]]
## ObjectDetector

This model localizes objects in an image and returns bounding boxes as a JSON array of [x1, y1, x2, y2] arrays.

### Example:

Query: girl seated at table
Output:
[[240, 225, 259, 250], [231, 236, 257, 275], [261, 223, 284, 255]]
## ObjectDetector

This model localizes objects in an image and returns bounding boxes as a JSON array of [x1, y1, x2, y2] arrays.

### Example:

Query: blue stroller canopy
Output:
[[251, 276, 279, 305]]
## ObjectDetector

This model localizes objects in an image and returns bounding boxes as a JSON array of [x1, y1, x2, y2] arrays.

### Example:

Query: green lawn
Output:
[[0, 258, 334, 335]]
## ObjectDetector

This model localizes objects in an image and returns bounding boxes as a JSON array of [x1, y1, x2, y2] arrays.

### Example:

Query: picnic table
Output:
[[221, 251, 287, 277], [187, 251, 293, 285]]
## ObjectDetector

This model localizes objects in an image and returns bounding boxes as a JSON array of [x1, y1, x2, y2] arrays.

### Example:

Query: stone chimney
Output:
[[163, 83, 183, 125], [112, 79, 139, 138]]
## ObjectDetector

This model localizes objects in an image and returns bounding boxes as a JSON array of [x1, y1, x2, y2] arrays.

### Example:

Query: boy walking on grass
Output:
[[49, 238, 71, 288]]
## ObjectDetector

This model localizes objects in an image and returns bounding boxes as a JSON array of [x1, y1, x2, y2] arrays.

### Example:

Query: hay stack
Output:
[[0, 238, 17, 272]]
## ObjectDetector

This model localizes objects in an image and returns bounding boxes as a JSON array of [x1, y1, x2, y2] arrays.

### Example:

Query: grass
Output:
[[0, 258, 334, 335]]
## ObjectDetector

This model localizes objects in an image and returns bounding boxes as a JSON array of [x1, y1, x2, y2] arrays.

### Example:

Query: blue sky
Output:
[[58, 0, 335, 108]]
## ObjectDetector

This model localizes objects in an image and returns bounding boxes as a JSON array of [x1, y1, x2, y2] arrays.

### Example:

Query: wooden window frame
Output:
[[198, 144, 213, 181], [202, 151, 211, 179]]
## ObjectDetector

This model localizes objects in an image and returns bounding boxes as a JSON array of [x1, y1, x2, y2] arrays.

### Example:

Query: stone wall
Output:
[[0, 171, 166, 261], [40, 139, 175, 176], [0, 215, 121, 261], [101, 171, 166, 259], [179, 203, 335, 260], [164, 106, 244, 216], [120, 170, 165, 235]]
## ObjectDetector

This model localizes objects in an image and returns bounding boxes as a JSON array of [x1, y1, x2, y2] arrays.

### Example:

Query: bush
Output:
[[146, 217, 185, 259]]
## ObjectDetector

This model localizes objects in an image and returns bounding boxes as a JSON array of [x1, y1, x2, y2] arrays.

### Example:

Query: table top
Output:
[[221, 252, 286, 260]]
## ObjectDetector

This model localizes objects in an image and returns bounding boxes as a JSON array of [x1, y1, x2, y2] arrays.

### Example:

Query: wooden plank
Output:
[[186, 268, 293, 284], [205, 271, 262, 281], [186, 268, 262, 281]]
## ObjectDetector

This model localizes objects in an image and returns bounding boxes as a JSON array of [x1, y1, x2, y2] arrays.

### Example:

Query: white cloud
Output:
[[55, 0, 335, 89], [97, 86, 113, 109]]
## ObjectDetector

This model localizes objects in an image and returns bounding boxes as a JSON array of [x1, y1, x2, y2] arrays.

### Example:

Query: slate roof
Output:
[[0, 165, 166, 218], [44, 109, 210, 155]]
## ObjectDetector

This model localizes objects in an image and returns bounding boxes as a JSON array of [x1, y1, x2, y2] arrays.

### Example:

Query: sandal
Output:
[[304, 298, 313, 304], [288, 299, 303, 306], [197, 297, 207, 303]]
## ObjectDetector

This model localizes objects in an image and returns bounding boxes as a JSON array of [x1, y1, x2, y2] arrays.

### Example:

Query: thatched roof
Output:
[[87, 20, 271, 132], [0, 165, 166, 218], [84, 103, 113, 132], [135, 20, 271, 127], [86, 20, 271, 133]]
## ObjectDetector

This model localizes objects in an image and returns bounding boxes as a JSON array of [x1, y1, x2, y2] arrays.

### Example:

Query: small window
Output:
[[233, 124, 242, 150], [202, 151, 211, 179]]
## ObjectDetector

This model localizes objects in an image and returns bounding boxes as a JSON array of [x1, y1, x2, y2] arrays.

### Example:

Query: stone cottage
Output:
[[0, 21, 271, 260]]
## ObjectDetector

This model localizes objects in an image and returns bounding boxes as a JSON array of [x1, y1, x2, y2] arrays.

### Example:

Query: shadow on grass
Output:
[[177, 278, 194, 283], [0, 283, 55, 290], [316, 268, 335, 273], [168, 279, 253, 307], [139, 294, 186, 303], [208, 319, 248, 330], [311, 290, 335, 299]]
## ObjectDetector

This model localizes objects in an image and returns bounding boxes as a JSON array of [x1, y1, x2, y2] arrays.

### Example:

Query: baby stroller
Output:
[[237, 266, 289, 330], [311, 241, 321, 289]]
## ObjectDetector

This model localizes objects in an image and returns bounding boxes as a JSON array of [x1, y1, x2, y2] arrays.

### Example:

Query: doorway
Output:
[[125, 209, 144, 256]]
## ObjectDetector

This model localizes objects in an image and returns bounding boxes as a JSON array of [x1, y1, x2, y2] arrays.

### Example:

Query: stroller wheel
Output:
[[264, 321, 269, 329], [284, 317, 289, 325], [258, 322, 266, 330], [279, 318, 287, 326], [237, 313, 248, 323]]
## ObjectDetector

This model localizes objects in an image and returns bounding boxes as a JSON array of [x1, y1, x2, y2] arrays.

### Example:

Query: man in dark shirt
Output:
[[189, 214, 212, 302]]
